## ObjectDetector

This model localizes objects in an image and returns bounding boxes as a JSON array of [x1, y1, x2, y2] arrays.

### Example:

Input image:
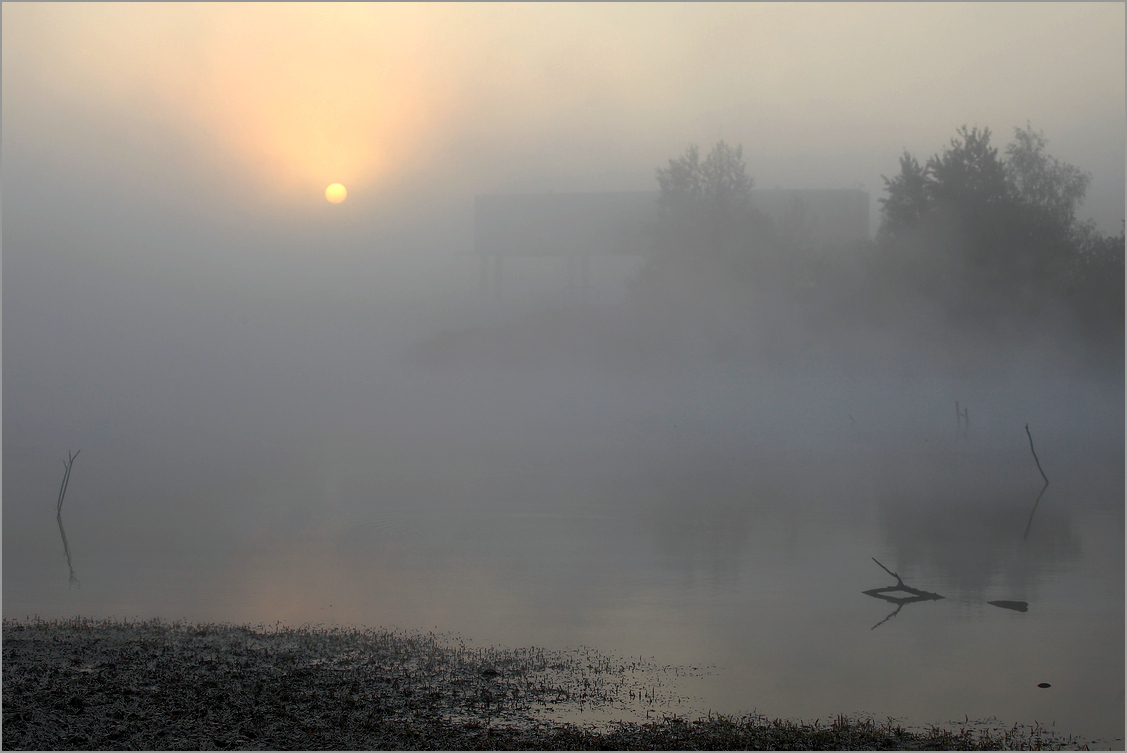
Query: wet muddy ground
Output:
[[2, 618, 1078, 750]]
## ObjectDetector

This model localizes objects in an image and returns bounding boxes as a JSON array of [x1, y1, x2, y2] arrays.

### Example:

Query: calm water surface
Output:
[[4, 363, 1123, 746]]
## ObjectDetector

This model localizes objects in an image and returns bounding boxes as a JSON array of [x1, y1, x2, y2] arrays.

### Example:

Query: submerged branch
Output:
[[1023, 482, 1049, 541], [1024, 424, 1049, 487], [56, 514, 78, 586], [864, 558, 943, 629], [870, 602, 905, 630]]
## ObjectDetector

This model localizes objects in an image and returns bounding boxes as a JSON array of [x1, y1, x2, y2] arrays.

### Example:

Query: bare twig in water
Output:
[[55, 450, 80, 586], [955, 402, 969, 441], [1024, 424, 1049, 487], [57, 517, 77, 587], [870, 603, 905, 629], [1022, 425, 1049, 540], [870, 557, 904, 586], [56, 449, 79, 515], [1023, 481, 1049, 541], [864, 558, 944, 629]]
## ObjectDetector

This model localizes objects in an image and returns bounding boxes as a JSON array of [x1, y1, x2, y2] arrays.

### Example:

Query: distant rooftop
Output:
[[473, 188, 868, 258]]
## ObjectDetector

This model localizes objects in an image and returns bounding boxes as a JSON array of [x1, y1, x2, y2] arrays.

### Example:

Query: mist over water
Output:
[[5, 208, 1123, 741], [4, 3, 1124, 747]]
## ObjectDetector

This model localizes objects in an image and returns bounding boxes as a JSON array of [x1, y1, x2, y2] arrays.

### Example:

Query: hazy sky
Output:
[[4, 2, 1124, 247], [3, 9, 1123, 738]]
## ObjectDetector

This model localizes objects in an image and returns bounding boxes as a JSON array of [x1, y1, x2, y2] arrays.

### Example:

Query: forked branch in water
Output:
[[864, 558, 944, 629]]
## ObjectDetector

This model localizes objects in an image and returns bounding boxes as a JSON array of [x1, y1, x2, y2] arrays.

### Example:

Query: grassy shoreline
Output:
[[2, 618, 1081, 750]]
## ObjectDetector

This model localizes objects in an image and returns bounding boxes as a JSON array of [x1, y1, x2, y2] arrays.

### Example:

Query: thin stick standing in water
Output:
[[1023, 483, 1049, 542], [56, 450, 80, 586], [955, 402, 969, 441], [1025, 424, 1049, 486], [57, 449, 80, 515]]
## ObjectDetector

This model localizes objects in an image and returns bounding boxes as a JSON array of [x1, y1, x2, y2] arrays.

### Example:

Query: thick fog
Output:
[[3, 3, 1124, 742]]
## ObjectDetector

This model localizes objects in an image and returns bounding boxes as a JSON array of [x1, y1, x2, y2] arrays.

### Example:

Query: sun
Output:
[[325, 183, 348, 204]]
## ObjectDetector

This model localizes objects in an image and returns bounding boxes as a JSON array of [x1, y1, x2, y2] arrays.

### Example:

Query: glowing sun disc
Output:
[[325, 183, 348, 203]]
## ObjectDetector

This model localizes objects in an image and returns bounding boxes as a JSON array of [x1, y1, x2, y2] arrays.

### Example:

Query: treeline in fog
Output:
[[413, 124, 1124, 376]]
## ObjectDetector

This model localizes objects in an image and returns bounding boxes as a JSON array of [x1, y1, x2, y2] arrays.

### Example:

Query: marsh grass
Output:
[[2, 617, 1088, 750]]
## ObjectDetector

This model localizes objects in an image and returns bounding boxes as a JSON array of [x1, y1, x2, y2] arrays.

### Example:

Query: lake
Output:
[[4, 330, 1123, 747]]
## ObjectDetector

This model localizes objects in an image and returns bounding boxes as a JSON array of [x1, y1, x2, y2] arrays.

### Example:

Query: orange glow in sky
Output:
[[4, 2, 1122, 220], [181, 4, 446, 199], [5, 4, 455, 204]]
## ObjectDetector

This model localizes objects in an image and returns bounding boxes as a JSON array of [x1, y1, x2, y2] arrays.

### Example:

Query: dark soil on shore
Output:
[[2, 618, 1078, 750]]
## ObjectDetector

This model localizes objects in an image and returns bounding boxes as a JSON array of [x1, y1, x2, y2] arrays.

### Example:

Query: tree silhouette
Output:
[[878, 151, 930, 239], [649, 141, 774, 284], [926, 126, 1010, 215], [873, 123, 1117, 334], [1005, 123, 1091, 243]]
